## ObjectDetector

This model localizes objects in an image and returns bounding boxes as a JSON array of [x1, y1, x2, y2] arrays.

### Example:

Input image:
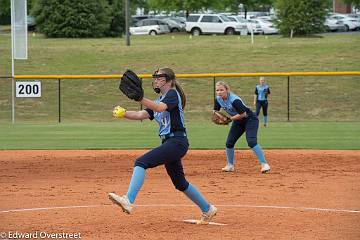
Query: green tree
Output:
[[252, 0, 275, 11], [275, 0, 330, 36], [211, 0, 242, 13], [0, 0, 11, 24], [0, 0, 36, 25], [196, 0, 274, 17], [106, 0, 125, 37], [147, 0, 220, 17], [343, 0, 360, 9], [32, 0, 110, 38], [133, 0, 150, 14], [143, 0, 275, 17]]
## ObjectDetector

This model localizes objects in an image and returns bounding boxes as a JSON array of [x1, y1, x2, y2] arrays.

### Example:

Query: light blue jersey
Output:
[[145, 89, 186, 136], [255, 84, 270, 101], [215, 92, 253, 117]]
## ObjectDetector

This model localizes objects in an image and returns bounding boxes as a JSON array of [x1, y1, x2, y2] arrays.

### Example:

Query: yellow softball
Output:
[[113, 106, 126, 118]]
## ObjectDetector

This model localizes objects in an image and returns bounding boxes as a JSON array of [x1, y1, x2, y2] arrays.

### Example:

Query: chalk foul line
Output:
[[1, 204, 358, 214]]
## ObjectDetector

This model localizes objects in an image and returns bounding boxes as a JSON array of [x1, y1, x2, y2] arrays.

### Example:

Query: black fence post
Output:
[[58, 78, 61, 123], [213, 76, 216, 102], [287, 76, 290, 122], [140, 100, 143, 123], [140, 77, 143, 122]]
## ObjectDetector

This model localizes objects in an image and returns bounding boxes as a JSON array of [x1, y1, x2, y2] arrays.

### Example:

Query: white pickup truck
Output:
[[185, 14, 247, 35]]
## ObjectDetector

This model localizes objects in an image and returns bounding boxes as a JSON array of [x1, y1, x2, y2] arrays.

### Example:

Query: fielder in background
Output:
[[254, 76, 270, 127], [213, 81, 270, 173], [109, 68, 217, 223]]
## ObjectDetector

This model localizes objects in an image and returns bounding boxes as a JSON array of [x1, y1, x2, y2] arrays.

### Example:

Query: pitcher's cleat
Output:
[[261, 163, 270, 173], [200, 204, 217, 223], [221, 165, 235, 172], [108, 192, 133, 214]]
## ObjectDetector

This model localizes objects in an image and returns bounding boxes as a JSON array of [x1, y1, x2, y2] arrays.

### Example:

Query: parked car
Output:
[[346, 14, 360, 19], [248, 19, 278, 34], [158, 18, 185, 32], [255, 16, 274, 21], [185, 14, 247, 35], [238, 11, 270, 20], [327, 14, 360, 31], [324, 18, 346, 32], [165, 17, 186, 29], [130, 19, 170, 35], [227, 16, 263, 34]]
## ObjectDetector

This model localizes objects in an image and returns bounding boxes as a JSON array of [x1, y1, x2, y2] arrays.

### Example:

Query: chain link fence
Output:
[[0, 73, 359, 123]]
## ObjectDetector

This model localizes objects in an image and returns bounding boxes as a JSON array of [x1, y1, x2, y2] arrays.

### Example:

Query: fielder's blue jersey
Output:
[[145, 89, 186, 136], [214, 92, 254, 117], [255, 84, 270, 101]]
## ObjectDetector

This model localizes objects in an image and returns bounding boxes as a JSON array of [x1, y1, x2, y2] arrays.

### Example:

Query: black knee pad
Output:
[[226, 142, 235, 149], [247, 139, 257, 148], [134, 158, 149, 169], [175, 180, 189, 192]]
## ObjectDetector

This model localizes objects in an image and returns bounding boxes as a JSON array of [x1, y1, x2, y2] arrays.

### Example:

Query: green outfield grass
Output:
[[0, 33, 359, 150], [0, 122, 359, 150], [1, 33, 360, 75]]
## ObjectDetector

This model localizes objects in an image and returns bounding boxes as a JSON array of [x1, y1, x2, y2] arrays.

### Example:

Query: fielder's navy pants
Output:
[[226, 116, 259, 149], [134, 136, 189, 191], [256, 100, 268, 116]]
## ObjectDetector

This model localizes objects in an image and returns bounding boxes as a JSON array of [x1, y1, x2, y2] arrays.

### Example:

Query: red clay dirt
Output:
[[0, 150, 359, 240]]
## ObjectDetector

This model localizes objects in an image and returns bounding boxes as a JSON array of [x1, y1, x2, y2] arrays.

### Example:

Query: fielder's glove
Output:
[[119, 69, 144, 101], [212, 111, 232, 125], [113, 106, 126, 118]]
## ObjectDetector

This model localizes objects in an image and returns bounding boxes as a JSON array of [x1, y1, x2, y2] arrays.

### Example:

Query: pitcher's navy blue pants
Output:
[[256, 100, 268, 117], [226, 116, 259, 149], [134, 136, 189, 191]]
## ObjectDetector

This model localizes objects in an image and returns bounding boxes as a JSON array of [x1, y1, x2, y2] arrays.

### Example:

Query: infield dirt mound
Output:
[[1, 150, 359, 240]]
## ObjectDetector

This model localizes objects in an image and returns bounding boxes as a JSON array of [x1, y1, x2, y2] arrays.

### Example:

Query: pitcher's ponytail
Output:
[[174, 80, 186, 109], [160, 68, 186, 109]]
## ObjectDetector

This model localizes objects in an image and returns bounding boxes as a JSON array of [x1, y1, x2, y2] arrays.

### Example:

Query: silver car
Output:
[[161, 18, 185, 32], [130, 19, 170, 35]]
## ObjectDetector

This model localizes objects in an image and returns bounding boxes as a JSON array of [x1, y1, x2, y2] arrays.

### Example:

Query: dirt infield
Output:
[[1, 150, 359, 240]]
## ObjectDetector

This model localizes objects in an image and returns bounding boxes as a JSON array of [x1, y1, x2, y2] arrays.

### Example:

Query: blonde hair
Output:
[[215, 81, 230, 91], [160, 67, 186, 109]]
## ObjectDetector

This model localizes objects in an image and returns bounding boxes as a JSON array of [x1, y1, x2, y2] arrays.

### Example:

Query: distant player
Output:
[[109, 68, 217, 223], [213, 81, 270, 173], [254, 76, 270, 127]]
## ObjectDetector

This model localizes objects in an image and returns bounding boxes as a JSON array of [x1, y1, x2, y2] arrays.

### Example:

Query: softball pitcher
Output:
[[254, 76, 270, 127], [109, 68, 217, 223], [213, 81, 270, 173]]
